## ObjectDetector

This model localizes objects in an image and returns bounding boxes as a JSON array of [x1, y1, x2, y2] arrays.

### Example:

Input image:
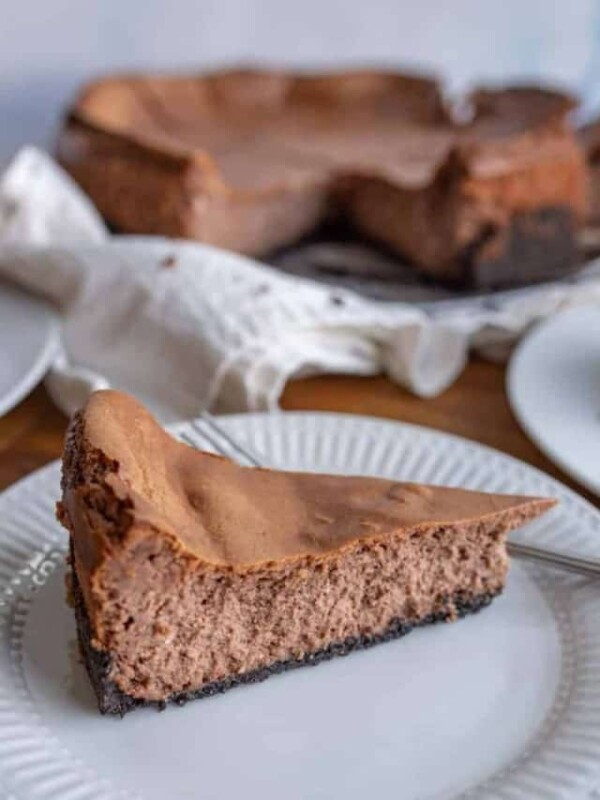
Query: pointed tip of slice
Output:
[[493, 494, 557, 535]]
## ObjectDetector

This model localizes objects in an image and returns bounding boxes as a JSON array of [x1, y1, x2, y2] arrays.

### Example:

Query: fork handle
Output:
[[508, 541, 600, 579]]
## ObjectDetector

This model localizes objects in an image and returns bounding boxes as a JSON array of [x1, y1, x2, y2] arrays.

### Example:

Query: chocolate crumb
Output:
[[330, 294, 345, 306], [160, 255, 177, 269]]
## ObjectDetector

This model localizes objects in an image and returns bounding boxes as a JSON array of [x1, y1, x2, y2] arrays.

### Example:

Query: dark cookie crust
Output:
[[70, 553, 500, 717], [466, 206, 579, 288], [271, 206, 579, 294]]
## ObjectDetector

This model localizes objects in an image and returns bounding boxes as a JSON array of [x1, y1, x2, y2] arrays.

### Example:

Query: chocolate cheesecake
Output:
[[57, 69, 585, 287], [579, 118, 600, 225], [57, 391, 555, 715]]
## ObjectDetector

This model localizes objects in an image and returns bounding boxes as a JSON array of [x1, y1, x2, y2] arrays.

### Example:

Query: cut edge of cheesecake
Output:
[[67, 552, 502, 717], [57, 391, 556, 715]]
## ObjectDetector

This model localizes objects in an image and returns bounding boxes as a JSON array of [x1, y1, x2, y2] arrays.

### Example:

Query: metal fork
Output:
[[181, 413, 600, 580]]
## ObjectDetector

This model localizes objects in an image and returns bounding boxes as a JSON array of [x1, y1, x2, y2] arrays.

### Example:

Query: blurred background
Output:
[[2, 0, 600, 159]]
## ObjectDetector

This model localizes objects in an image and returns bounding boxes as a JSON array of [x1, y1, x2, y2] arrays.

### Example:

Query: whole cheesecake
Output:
[[57, 391, 555, 715], [57, 69, 586, 287]]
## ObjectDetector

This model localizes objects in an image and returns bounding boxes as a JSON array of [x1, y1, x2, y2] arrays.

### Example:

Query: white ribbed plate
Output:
[[1, 412, 600, 800], [508, 306, 600, 497]]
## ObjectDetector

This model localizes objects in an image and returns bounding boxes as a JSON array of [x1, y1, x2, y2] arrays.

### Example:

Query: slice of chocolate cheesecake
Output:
[[57, 391, 555, 715]]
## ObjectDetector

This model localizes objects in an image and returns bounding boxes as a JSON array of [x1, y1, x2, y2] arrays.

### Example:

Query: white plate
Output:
[[1, 412, 600, 800], [0, 280, 59, 416], [507, 305, 600, 497]]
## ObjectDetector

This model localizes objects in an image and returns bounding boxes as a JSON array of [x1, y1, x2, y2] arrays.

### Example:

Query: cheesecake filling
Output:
[[66, 508, 510, 701]]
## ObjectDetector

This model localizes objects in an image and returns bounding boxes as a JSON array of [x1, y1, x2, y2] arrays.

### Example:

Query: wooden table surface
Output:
[[0, 358, 597, 509]]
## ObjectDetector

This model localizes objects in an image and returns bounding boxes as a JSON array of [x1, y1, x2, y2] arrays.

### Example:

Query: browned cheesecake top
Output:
[[67, 390, 555, 568], [67, 69, 577, 194]]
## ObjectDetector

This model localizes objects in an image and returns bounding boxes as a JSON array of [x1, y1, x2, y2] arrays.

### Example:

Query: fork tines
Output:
[[180, 414, 262, 468]]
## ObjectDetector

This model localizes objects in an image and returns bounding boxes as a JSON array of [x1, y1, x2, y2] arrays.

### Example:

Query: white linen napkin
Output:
[[0, 147, 599, 421]]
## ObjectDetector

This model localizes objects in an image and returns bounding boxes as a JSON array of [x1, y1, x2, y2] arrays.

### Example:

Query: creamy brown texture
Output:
[[57, 70, 585, 279], [579, 118, 600, 223], [59, 390, 555, 702]]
